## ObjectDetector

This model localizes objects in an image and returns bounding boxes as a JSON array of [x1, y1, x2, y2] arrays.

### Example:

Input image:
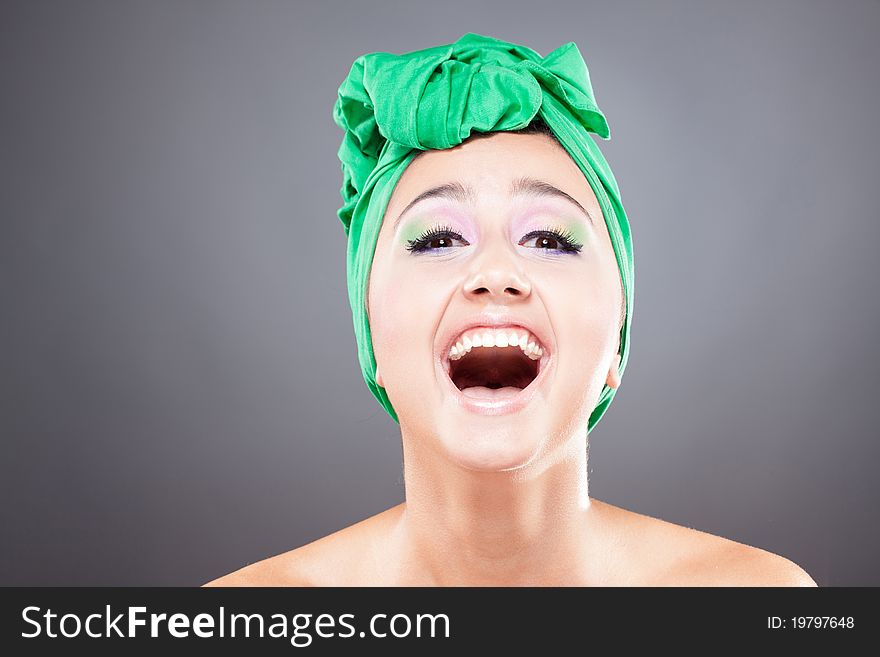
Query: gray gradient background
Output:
[[1, 0, 877, 586]]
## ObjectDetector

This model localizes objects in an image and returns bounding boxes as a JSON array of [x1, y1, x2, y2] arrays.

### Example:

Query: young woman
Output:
[[205, 33, 816, 587]]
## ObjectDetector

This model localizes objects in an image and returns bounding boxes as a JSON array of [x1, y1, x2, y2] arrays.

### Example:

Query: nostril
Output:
[[469, 286, 525, 297]]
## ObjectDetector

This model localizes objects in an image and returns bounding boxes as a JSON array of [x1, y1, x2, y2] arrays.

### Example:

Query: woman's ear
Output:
[[605, 353, 622, 389], [375, 366, 384, 388]]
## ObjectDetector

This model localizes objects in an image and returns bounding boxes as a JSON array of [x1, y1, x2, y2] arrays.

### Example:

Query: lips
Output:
[[438, 345, 553, 416], [435, 315, 554, 416]]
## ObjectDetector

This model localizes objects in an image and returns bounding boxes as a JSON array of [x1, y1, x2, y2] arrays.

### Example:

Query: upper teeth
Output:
[[448, 327, 544, 361]]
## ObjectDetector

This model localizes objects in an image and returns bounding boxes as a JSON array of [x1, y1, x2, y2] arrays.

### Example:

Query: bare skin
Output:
[[203, 500, 815, 587], [204, 131, 816, 588]]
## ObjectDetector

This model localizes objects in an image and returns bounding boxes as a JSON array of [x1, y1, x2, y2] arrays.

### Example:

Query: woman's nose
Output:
[[461, 244, 532, 300]]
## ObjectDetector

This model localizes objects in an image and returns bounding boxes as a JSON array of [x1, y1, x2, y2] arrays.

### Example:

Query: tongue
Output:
[[460, 386, 523, 400]]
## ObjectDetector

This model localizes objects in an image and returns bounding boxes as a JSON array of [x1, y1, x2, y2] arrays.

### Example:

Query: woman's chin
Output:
[[439, 429, 542, 472]]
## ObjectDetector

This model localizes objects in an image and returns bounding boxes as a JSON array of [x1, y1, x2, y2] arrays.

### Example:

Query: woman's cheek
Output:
[[374, 259, 442, 348], [368, 258, 404, 362]]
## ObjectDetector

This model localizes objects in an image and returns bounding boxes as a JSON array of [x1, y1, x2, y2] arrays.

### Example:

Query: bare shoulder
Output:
[[668, 531, 818, 587], [201, 504, 402, 587], [591, 499, 818, 587]]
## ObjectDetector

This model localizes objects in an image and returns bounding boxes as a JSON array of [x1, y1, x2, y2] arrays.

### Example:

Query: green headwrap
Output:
[[332, 32, 634, 433]]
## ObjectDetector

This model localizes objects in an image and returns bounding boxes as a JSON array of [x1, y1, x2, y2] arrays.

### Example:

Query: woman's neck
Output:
[[388, 432, 607, 586]]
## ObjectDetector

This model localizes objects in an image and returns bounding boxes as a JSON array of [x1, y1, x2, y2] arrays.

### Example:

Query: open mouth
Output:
[[438, 327, 551, 414], [448, 345, 540, 393]]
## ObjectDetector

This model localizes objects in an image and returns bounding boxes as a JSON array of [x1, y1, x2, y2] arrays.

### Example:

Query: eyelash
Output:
[[405, 224, 583, 255]]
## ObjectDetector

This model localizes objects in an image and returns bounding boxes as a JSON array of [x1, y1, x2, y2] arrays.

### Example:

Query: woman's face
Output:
[[368, 131, 623, 473]]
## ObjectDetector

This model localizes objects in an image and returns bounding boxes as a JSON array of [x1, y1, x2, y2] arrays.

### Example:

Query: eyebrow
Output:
[[393, 176, 595, 230]]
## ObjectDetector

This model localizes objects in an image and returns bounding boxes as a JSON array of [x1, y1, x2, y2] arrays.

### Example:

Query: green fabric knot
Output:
[[334, 33, 610, 234]]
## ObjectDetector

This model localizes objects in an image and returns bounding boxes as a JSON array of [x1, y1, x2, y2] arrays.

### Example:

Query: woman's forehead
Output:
[[385, 132, 601, 226]]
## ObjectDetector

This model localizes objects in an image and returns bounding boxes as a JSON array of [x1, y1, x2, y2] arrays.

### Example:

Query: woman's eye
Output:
[[405, 226, 469, 253], [520, 229, 583, 254], [422, 235, 462, 250], [523, 235, 561, 249], [406, 226, 582, 255]]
